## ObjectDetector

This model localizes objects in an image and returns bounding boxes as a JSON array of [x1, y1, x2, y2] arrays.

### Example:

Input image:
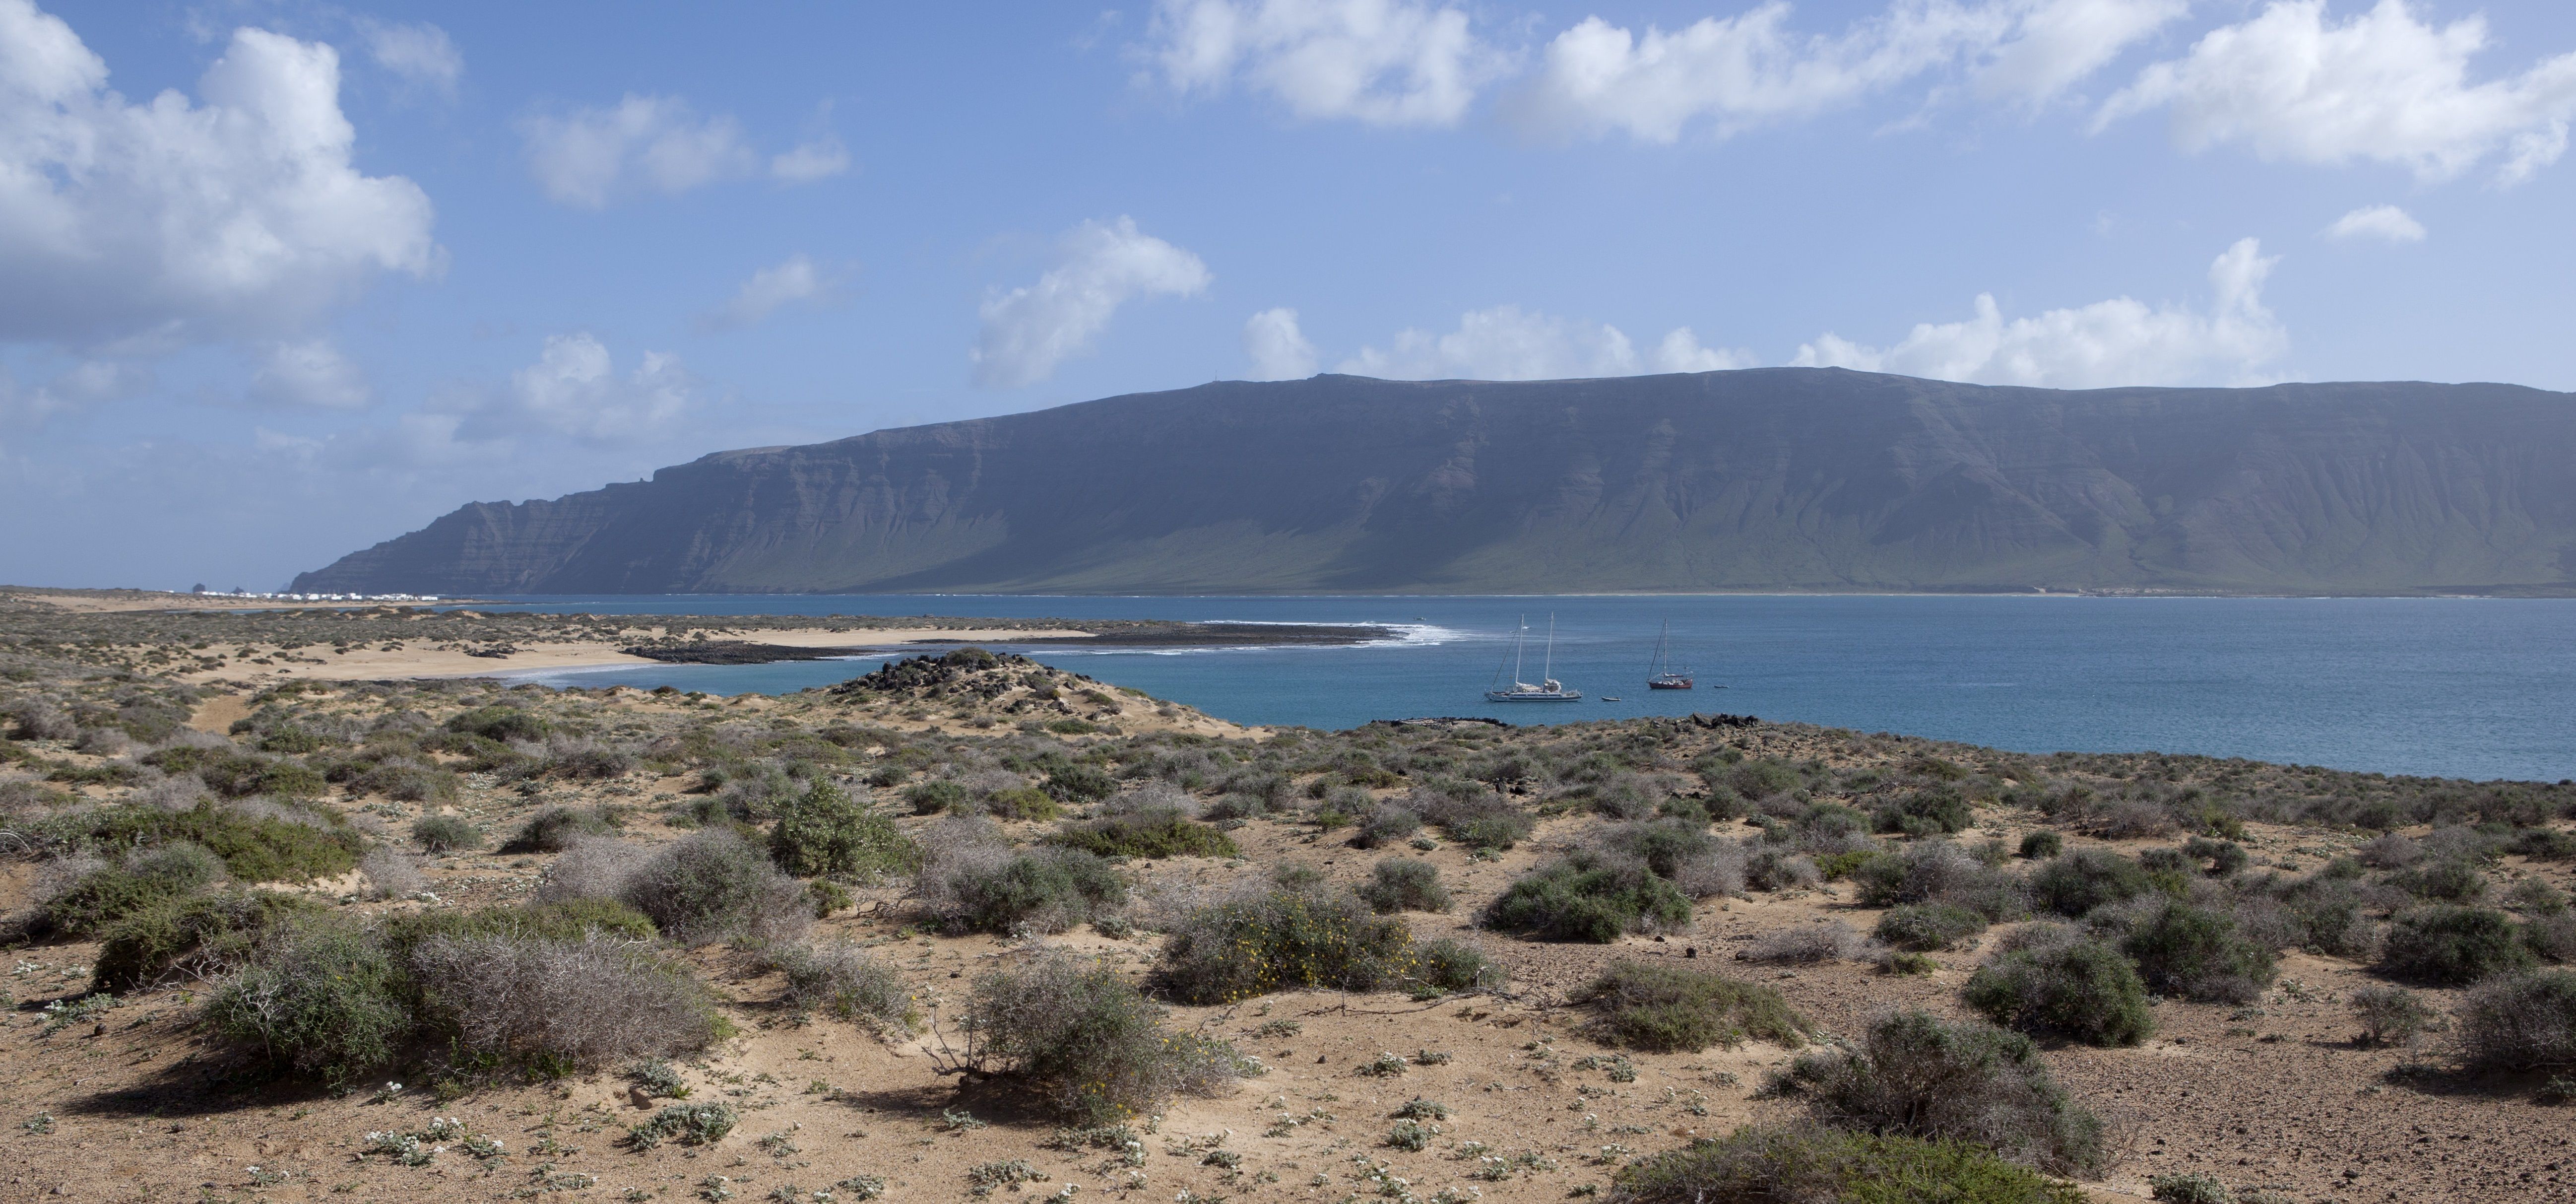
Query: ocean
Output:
[[471, 594, 2576, 784]]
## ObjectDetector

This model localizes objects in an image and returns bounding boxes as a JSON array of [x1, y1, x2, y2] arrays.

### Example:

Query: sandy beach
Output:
[[176, 624, 1094, 684]]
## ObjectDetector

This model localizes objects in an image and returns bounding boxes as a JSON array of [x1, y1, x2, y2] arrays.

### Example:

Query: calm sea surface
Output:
[[473, 595, 2576, 783]]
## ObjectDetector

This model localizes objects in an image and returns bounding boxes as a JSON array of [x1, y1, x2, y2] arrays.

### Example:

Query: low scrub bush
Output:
[[924, 845, 1127, 936], [40, 801, 358, 882], [1777, 1010, 2106, 1176], [986, 785, 1061, 821], [2527, 913, 2576, 964], [628, 1103, 736, 1149], [619, 829, 812, 945], [408, 932, 722, 1071], [769, 781, 915, 881], [2455, 969, 2576, 1073], [1413, 937, 1503, 994], [954, 952, 1242, 1124], [1051, 804, 1238, 860], [2349, 984, 2434, 1047], [2378, 906, 2535, 985], [444, 705, 550, 743], [501, 804, 621, 853], [360, 845, 425, 900], [1610, 1126, 2085, 1204], [2120, 901, 2277, 1004], [1407, 783, 1533, 850], [1874, 785, 1973, 836], [1963, 934, 2153, 1047], [92, 889, 324, 991], [769, 940, 913, 1029], [1576, 960, 1806, 1053], [2386, 860, 2488, 902], [1740, 921, 1864, 964], [1875, 903, 1989, 951], [904, 779, 968, 814], [1852, 841, 2026, 920], [2017, 831, 2064, 860], [1042, 764, 1118, 805], [2181, 836, 2250, 875], [206, 922, 411, 1085], [1156, 887, 1416, 1003], [1744, 847, 1822, 892], [1355, 858, 1449, 914], [1484, 851, 1693, 942], [2030, 848, 2157, 918], [1353, 805, 1422, 849], [37, 842, 225, 936], [410, 814, 481, 854]]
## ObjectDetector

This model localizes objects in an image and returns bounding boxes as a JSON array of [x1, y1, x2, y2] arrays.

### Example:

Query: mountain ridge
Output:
[[294, 368, 2576, 596]]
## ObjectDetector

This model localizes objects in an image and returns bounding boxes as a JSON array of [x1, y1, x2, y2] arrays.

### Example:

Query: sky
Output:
[[5, 0, 2576, 590]]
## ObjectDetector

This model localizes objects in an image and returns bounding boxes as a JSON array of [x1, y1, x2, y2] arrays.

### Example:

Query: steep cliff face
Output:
[[294, 369, 2576, 595]]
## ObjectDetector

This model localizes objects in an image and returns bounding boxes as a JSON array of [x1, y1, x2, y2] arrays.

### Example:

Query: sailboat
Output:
[[1647, 618, 1694, 690], [1486, 614, 1582, 702]]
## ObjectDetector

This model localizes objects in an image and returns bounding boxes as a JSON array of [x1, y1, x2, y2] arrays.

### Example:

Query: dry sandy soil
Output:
[[1, 622, 2572, 1204]]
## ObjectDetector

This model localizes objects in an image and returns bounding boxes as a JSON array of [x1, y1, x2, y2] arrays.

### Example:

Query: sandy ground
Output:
[[177, 628, 1095, 686]]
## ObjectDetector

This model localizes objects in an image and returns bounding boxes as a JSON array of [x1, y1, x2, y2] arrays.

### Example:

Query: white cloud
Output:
[[0, 2, 438, 347], [447, 334, 699, 445], [2323, 203, 2427, 243], [971, 216, 1211, 388], [357, 18, 460, 99], [770, 134, 851, 183], [1242, 307, 1318, 379], [519, 95, 761, 207], [248, 338, 370, 408], [1338, 306, 1750, 380], [1509, 0, 2185, 143], [1143, 0, 1507, 127], [1793, 237, 2286, 388], [2099, 0, 2576, 184], [698, 254, 846, 332]]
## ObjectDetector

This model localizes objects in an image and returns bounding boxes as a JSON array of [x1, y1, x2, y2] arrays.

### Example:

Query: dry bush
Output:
[[2455, 969, 2576, 1073], [409, 931, 721, 1069], [1577, 960, 1807, 1053], [75, 727, 133, 756], [2357, 833, 2423, 870], [2350, 984, 2434, 1047], [131, 773, 210, 811], [359, 846, 425, 901], [1853, 840, 2026, 919], [948, 951, 1242, 1124], [1740, 921, 1865, 964], [1156, 885, 1416, 1003], [5, 700, 76, 741], [1355, 858, 1449, 914], [620, 829, 811, 944], [2527, 913, 2576, 964], [1779, 1010, 2106, 1176], [533, 836, 656, 907], [768, 939, 912, 1030], [2088, 799, 2178, 840], [1352, 804, 1422, 849], [1610, 1126, 2085, 1204], [1745, 847, 1822, 892]]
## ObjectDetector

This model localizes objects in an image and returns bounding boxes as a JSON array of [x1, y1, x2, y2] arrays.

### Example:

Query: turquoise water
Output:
[[475, 595, 2576, 783]]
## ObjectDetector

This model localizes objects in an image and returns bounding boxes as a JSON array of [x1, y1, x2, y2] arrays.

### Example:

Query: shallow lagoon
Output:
[[476, 594, 2576, 783]]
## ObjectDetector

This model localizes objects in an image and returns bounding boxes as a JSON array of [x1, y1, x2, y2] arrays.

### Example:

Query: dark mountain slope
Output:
[[294, 369, 2576, 595]]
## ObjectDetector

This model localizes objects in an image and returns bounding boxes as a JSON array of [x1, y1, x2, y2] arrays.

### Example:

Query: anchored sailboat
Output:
[[1647, 618, 1694, 690], [1486, 614, 1582, 702]]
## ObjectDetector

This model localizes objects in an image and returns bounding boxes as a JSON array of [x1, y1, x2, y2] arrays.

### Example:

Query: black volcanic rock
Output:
[[295, 369, 2576, 596]]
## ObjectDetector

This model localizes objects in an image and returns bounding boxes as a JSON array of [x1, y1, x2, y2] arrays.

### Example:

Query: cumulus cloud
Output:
[[0, 358, 149, 428], [1508, 0, 2185, 143], [1338, 306, 1751, 380], [698, 254, 846, 333], [446, 334, 699, 445], [357, 18, 461, 99], [1142, 0, 1508, 127], [971, 216, 1211, 388], [248, 338, 370, 408], [2099, 0, 2576, 184], [0, 2, 438, 347], [519, 95, 760, 207], [770, 134, 852, 183], [2323, 203, 2426, 243], [1242, 307, 1318, 379], [1792, 238, 2286, 388]]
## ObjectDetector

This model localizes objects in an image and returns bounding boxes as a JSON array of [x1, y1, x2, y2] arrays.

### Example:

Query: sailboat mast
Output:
[[1543, 613, 1554, 681], [1514, 615, 1527, 684]]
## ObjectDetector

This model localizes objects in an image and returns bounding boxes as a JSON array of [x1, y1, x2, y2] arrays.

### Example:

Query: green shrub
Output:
[[1050, 805, 1238, 860], [770, 940, 913, 1029], [142, 745, 326, 800], [986, 785, 1061, 821], [769, 781, 915, 881], [407, 931, 722, 1071], [43, 801, 358, 882], [1354, 805, 1422, 849], [1041, 764, 1118, 804], [2349, 984, 2434, 1047], [1412, 938, 1502, 994], [930, 848, 1127, 935], [1448, 811, 1534, 851], [1355, 858, 1449, 914], [957, 953, 1241, 1124], [2120, 901, 2277, 1003], [628, 1103, 736, 1149], [410, 814, 482, 854], [501, 804, 620, 853], [1874, 785, 1972, 835], [206, 922, 411, 1085], [2029, 849, 2154, 917], [905, 779, 968, 814], [1610, 1126, 2086, 1204], [1778, 1010, 2105, 1176], [1963, 937, 2153, 1047], [1875, 903, 1989, 952], [92, 890, 326, 992], [2379, 906, 2536, 985], [1729, 759, 1800, 800], [1483, 851, 1693, 942], [444, 705, 550, 743], [2017, 831, 2063, 860], [2387, 860, 2488, 902], [1600, 818, 1719, 879], [1575, 960, 1806, 1053], [620, 829, 811, 944], [1156, 888, 1415, 1003], [2146, 1173, 2238, 1204], [2181, 836, 2250, 875], [1815, 848, 1887, 881], [2455, 969, 2576, 1073], [39, 842, 225, 936]]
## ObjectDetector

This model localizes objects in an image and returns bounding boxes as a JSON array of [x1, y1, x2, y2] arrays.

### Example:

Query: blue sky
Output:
[[5, 0, 2576, 589]]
